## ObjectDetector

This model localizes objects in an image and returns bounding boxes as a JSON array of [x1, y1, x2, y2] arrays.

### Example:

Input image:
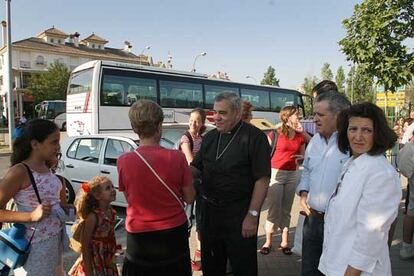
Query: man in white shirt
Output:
[[296, 91, 351, 275]]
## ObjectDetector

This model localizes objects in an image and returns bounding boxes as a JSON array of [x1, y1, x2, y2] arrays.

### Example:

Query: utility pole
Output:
[[5, 0, 14, 150]]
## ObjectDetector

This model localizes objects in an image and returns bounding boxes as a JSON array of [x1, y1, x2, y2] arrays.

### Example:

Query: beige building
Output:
[[0, 25, 154, 117]]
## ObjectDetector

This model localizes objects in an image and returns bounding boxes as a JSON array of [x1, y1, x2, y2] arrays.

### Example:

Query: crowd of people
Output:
[[0, 80, 413, 276]]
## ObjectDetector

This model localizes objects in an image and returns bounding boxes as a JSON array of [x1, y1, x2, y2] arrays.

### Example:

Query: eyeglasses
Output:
[[57, 153, 62, 160]]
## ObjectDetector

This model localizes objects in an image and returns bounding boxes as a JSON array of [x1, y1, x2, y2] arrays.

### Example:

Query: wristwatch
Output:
[[248, 209, 259, 217]]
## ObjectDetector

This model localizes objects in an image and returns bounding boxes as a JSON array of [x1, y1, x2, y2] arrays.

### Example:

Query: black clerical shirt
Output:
[[191, 121, 271, 204]]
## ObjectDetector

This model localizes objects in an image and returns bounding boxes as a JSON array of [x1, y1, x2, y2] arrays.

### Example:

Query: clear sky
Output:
[[5, 0, 363, 89]]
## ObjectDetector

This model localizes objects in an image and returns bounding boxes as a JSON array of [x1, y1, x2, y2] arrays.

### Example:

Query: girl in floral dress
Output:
[[69, 176, 118, 276]]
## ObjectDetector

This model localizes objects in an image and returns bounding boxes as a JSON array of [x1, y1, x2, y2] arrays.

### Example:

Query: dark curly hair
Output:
[[337, 102, 397, 156]]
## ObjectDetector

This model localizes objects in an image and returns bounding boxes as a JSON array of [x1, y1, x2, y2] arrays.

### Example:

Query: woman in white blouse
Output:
[[319, 102, 401, 276]]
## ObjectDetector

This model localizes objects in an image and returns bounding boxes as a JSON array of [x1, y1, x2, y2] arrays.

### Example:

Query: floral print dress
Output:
[[69, 208, 118, 276], [13, 169, 64, 276]]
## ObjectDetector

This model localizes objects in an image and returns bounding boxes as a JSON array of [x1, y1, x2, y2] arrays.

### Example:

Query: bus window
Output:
[[270, 92, 295, 112], [55, 102, 66, 116], [101, 74, 157, 106], [160, 81, 203, 108], [68, 69, 93, 95], [127, 79, 157, 105], [241, 89, 270, 111], [204, 85, 239, 109]]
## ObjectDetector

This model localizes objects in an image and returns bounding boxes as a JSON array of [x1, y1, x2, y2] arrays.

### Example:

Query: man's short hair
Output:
[[215, 92, 242, 112], [128, 100, 164, 138], [315, 90, 351, 116], [312, 80, 338, 96], [337, 102, 397, 155]]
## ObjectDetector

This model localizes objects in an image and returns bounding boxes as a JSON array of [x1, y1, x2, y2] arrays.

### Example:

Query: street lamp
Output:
[[245, 75, 257, 83], [140, 45, 151, 56], [192, 52, 207, 72], [5, 0, 14, 150], [139, 45, 151, 65]]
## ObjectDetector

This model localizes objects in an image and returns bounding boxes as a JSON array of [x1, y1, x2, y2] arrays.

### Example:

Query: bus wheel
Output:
[[65, 179, 75, 204], [62, 122, 67, 131]]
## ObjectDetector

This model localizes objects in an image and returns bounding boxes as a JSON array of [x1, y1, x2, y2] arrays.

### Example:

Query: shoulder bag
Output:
[[0, 163, 41, 270]]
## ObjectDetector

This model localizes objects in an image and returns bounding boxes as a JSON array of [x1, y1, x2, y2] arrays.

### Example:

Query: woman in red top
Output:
[[260, 106, 305, 255], [117, 100, 195, 276]]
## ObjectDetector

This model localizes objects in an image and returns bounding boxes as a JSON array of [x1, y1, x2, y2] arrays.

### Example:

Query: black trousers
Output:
[[302, 214, 325, 276], [122, 223, 191, 276], [200, 199, 258, 276]]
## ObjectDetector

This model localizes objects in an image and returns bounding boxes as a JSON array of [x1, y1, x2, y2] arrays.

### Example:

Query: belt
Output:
[[201, 194, 249, 208], [309, 208, 325, 219]]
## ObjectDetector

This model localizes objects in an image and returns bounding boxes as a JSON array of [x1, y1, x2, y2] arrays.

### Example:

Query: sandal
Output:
[[278, 245, 292, 255], [259, 246, 272, 255]]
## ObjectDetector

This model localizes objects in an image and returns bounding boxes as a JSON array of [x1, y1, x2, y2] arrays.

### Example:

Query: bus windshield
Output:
[[36, 101, 66, 119]]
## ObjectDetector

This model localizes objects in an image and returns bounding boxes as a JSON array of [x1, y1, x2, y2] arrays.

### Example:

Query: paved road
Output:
[[1, 136, 414, 275]]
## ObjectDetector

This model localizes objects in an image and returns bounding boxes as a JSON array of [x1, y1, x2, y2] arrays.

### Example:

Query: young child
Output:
[[0, 119, 66, 275], [69, 176, 118, 276]]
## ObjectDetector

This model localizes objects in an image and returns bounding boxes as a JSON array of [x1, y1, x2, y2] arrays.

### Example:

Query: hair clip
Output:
[[81, 182, 90, 193]]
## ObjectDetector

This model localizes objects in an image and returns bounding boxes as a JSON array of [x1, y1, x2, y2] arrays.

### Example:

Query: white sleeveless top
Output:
[[13, 169, 63, 243]]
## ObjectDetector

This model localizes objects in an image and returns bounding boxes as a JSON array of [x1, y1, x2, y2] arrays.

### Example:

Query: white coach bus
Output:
[[66, 60, 308, 136]]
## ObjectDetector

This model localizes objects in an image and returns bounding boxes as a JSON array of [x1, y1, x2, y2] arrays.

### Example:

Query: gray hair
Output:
[[315, 90, 351, 116], [214, 92, 242, 112]]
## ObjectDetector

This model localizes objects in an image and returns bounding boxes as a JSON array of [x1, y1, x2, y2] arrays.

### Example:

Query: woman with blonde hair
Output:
[[260, 106, 306, 255]]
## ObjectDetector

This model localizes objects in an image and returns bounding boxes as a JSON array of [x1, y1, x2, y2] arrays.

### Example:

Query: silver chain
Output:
[[216, 122, 243, 160]]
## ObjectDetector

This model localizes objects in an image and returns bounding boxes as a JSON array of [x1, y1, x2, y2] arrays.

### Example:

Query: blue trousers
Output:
[[302, 214, 325, 276]]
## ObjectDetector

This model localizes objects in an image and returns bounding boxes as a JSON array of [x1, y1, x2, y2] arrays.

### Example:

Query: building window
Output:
[[50, 38, 54, 43], [36, 55, 45, 65], [92, 44, 95, 49], [58, 39, 61, 44]]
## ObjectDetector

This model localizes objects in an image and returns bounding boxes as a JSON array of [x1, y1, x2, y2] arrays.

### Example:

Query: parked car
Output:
[[58, 123, 214, 205]]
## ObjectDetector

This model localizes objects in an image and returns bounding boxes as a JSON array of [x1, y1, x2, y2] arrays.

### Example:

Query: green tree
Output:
[[28, 61, 70, 105], [335, 66, 346, 93], [346, 65, 374, 103], [302, 75, 319, 117], [302, 75, 319, 95], [321, 63, 333, 81], [340, 0, 414, 92], [261, 66, 280, 86]]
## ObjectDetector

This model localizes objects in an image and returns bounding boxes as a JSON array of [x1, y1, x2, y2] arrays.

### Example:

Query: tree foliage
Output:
[[302, 75, 319, 116], [335, 66, 346, 93], [340, 0, 414, 91], [346, 65, 375, 103], [302, 75, 319, 95], [321, 63, 333, 81], [261, 66, 280, 86], [28, 61, 70, 105]]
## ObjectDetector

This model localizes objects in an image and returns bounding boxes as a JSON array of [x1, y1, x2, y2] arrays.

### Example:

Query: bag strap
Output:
[[269, 130, 278, 158], [134, 151, 185, 209], [21, 163, 42, 204], [20, 163, 42, 249], [184, 131, 194, 152]]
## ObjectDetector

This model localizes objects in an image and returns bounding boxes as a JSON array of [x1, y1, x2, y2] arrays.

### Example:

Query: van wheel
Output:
[[65, 179, 76, 204], [62, 122, 67, 131]]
